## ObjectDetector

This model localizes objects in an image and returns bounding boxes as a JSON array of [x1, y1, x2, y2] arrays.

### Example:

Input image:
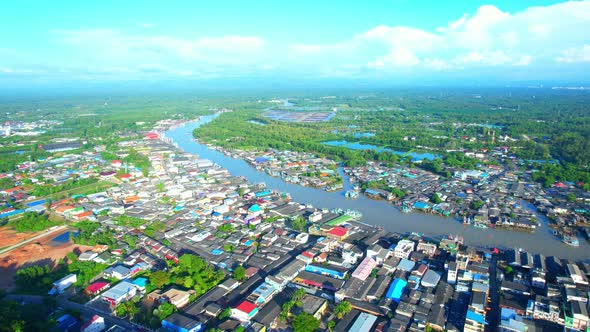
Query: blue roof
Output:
[[0, 209, 24, 218], [25, 199, 46, 207], [413, 202, 430, 209], [254, 157, 269, 163], [255, 190, 272, 197], [466, 310, 487, 325], [211, 249, 224, 255], [249, 204, 262, 212], [385, 278, 407, 302]]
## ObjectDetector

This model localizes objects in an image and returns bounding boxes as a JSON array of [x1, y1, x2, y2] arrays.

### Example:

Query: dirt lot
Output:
[[0, 229, 93, 291], [0, 226, 42, 249]]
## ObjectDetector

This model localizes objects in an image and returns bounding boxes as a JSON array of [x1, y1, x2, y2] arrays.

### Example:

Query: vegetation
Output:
[[0, 298, 57, 332], [232, 265, 246, 281], [10, 212, 57, 232], [290, 216, 308, 232], [71, 221, 117, 247], [292, 313, 319, 332], [148, 254, 224, 296], [334, 301, 352, 319]]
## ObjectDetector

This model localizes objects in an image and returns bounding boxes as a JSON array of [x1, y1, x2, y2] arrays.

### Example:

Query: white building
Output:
[[48, 274, 77, 295], [81, 315, 105, 332], [393, 240, 415, 259]]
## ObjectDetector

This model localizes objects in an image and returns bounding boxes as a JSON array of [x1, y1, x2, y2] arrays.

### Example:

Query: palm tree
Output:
[[334, 301, 352, 319]]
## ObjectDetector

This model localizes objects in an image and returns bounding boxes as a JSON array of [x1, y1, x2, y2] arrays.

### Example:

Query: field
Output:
[[0, 229, 93, 291]]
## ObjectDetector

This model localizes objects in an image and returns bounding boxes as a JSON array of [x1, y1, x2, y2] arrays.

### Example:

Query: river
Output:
[[165, 114, 590, 261]]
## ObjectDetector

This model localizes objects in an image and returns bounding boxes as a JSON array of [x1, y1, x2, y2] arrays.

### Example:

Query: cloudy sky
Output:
[[1, 0, 589, 86]]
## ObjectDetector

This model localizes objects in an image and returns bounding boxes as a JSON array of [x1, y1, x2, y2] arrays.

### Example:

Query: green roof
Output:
[[326, 214, 353, 226]]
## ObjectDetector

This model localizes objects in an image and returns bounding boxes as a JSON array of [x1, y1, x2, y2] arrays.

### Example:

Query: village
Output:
[[0, 118, 589, 332]]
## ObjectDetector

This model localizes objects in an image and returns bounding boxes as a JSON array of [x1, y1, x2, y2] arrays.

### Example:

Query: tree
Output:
[[292, 313, 319, 332], [334, 301, 352, 319], [218, 307, 231, 320], [149, 270, 170, 289], [431, 193, 442, 204], [156, 302, 175, 320], [328, 320, 336, 332], [290, 216, 308, 232], [470, 200, 484, 210], [567, 193, 577, 202], [233, 265, 246, 282]]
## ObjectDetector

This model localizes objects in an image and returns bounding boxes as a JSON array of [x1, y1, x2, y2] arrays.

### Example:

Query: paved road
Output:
[[7, 293, 149, 331], [485, 254, 501, 332], [0, 225, 68, 255]]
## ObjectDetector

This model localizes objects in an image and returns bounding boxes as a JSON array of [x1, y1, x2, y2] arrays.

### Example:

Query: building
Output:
[[48, 273, 77, 295], [421, 270, 441, 288], [42, 142, 82, 153], [305, 263, 348, 280], [162, 313, 203, 332], [148, 287, 192, 309], [86, 281, 110, 295], [232, 301, 259, 321], [101, 281, 137, 306], [385, 278, 407, 303], [348, 312, 377, 332], [393, 240, 415, 259], [351, 257, 376, 281], [80, 315, 105, 332], [299, 294, 328, 320]]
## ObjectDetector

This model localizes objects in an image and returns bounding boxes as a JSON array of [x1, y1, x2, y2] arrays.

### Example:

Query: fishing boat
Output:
[[344, 209, 363, 219], [401, 204, 413, 213], [562, 233, 580, 247], [474, 223, 488, 229], [345, 190, 359, 199]]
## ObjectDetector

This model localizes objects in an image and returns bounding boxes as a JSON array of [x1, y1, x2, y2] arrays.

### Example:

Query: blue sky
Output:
[[1, 0, 589, 86]]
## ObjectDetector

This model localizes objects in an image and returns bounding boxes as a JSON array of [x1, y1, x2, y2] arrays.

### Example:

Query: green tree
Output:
[[470, 200, 484, 210], [290, 216, 308, 231], [567, 193, 577, 202], [334, 301, 352, 319], [156, 302, 175, 320], [328, 320, 336, 332], [233, 265, 246, 282], [149, 270, 170, 289], [292, 313, 319, 332], [431, 193, 442, 204], [218, 307, 232, 320]]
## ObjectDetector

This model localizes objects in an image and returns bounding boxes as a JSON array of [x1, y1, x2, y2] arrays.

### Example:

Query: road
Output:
[[7, 293, 147, 331], [0, 225, 68, 255], [485, 253, 501, 332]]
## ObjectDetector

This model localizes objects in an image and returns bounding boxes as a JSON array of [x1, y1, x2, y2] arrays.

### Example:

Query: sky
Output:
[[1, 0, 589, 88]]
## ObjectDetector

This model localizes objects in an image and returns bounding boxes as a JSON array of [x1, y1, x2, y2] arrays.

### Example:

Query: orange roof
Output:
[[55, 205, 75, 213], [73, 211, 93, 219], [2, 186, 23, 193], [123, 195, 140, 203]]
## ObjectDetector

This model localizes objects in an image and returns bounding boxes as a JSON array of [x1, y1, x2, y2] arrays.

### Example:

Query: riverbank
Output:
[[165, 116, 590, 260]]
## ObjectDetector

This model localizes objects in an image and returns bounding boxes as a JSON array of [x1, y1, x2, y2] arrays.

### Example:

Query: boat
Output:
[[345, 190, 359, 199], [344, 209, 362, 219], [562, 233, 580, 247], [401, 204, 413, 213], [474, 223, 488, 229]]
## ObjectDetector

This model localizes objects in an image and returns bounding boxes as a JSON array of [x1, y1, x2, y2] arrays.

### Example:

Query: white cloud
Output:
[[556, 45, 590, 63], [290, 1, 590, 74], [139, 23, 154, 28]]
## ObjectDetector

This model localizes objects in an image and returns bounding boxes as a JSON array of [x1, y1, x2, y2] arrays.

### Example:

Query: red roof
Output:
[[111, 160, 122, 164], [145, 132, 159, 139], [302, 251, 314, 259], [235, 301, 257, 314], [86, 281, 109, 293], [328, 226, 348, 237]]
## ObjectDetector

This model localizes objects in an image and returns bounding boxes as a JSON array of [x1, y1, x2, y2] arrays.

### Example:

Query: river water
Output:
[[166, 114, 590, 261]]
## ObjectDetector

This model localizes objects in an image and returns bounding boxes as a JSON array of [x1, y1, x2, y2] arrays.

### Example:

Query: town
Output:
[[0, 114, 589, 332]]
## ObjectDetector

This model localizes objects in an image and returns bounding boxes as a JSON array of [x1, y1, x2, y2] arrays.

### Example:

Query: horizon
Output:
[[1, 0, 590, 90]]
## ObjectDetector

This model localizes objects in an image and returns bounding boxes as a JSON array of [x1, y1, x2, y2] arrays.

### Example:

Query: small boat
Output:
[[345, 190, 359, 199], [401, 204, 413, 213], [474, 223, 488, 229]]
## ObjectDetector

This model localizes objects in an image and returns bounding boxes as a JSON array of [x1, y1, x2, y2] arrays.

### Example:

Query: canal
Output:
[[165, 114, 590, 261]]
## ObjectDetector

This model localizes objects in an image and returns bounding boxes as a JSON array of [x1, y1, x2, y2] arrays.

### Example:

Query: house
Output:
[[393, 240, 415, 259], [351, 257, 376, 281], [298, 294, 328, 320], [327, 226, 349, 241], [79, 250, 99, 261], [148, 287, 193, 309], [385, 278, 407, 303], [101, 281, 137, 306], [232, 301, 259, 321], [104, 265, 131, 280], [81, 315, 105, 332], [348, 312, 377, 332], [162, 313, 203, 332], [49, 273, 77, 295], [86, 281, 110, 295]]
